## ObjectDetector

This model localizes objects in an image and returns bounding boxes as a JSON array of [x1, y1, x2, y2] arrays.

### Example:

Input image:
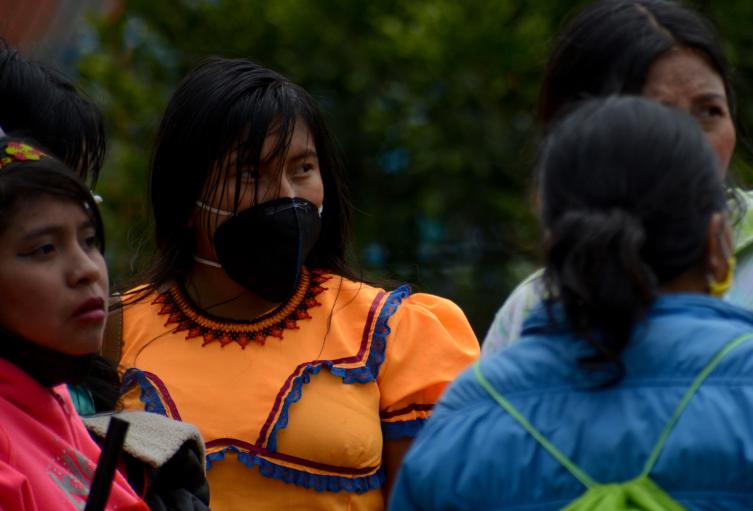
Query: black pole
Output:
[[84, 416, 130, 511]]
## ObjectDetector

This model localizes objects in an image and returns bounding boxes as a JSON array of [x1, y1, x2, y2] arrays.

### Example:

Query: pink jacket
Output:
[[0, 358, 148, 510]]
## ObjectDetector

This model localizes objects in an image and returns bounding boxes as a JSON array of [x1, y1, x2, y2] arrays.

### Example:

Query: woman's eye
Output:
[[227, 161, 257, 182], [20, 243, 55, 258], [233, 163, 257, 181], [697, 104, 726, 119], [84, 235, 102, 250], [297, 162, 316, 174], [39, 244, 55, 255], [240, 169, 257, 181]]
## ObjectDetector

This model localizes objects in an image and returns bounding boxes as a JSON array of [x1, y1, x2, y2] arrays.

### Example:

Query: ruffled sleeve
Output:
[[377, 292, 479, 440]]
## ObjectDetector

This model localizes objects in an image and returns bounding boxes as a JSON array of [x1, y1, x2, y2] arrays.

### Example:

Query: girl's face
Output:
[[642, 47, 737, 173], [194, 119, 324, 259], [0, 197, 108, 355]]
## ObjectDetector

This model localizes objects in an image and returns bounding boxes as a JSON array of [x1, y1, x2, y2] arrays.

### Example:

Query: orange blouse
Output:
[[117, 269, 479, 510]]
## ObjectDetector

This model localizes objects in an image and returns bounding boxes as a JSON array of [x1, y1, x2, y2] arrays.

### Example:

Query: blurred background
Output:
[[1, 0, 752, 338]]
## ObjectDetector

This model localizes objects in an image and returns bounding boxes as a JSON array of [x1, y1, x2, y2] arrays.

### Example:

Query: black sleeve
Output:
[[134, 443, 211, 511]]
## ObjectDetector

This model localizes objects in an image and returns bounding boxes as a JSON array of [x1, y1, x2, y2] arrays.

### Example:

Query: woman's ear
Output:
[[705, 212, 733, 284]]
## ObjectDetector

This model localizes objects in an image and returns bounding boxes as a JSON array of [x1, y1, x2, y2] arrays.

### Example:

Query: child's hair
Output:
[[540, 96, 726, 372], [0, 43, 106, 186], [0, 138, 105, 247]]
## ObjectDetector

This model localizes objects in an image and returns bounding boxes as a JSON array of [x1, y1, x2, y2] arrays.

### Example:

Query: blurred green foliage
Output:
[[76, 0, 753, 337]]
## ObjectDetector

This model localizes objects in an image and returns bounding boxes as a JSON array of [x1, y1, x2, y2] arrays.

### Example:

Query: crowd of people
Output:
[[2, 1, 753, 510]]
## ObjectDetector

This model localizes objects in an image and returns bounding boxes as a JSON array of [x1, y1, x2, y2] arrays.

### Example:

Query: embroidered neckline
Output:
[[153, 267, 330, 348]]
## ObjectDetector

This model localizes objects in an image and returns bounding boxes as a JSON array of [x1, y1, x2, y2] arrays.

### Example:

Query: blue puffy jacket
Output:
[[391, 293, 753, 510]]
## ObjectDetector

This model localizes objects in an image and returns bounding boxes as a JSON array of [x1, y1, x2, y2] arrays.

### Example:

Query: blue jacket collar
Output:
[[521, 292, 753, 338]]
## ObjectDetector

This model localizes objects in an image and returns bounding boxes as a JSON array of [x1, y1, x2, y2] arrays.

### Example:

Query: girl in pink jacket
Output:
[[0, 138, 149, 511]]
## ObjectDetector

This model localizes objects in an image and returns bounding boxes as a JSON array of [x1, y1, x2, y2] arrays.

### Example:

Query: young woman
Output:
[[482, 0, 745, 354], [110, 58, 479, 510], [0, 138, 147, 510], [391, 96, 753, 510]]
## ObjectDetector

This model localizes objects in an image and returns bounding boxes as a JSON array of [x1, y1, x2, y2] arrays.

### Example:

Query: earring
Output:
[[709, 256, 737, 298]]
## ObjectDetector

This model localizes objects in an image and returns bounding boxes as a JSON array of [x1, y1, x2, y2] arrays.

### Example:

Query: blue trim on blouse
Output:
[[333, 284, 411, 384], [122, 368, 168, 416], [206, 445, 385, 493], [267, 285, 411, 452], [382, 418, 427, 441]]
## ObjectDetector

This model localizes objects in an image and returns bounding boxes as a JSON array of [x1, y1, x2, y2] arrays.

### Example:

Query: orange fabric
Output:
[[118, 272, 479, 510], [378, 293, 480, 424]]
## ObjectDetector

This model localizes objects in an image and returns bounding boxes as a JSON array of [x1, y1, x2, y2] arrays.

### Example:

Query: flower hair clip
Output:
[[0, 142, 48, 169]]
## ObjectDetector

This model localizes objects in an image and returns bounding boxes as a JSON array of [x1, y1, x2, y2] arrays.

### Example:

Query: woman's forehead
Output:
[[220, 119, 316, 166], [4, 196, 91, 234], [642, 48, 727, 104], [200, 121, 318, 201]]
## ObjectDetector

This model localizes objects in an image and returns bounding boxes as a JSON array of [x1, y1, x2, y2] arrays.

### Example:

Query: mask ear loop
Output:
[[191, 200, 234, 268], [195, 200, 234, 216], [193, 255, 222, 268]]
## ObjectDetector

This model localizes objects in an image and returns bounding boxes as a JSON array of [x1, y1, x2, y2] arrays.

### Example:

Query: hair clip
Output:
[[0, 142, 47, 169]]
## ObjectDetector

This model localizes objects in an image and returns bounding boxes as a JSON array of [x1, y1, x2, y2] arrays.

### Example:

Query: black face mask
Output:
[[213, 197, 322, 303]]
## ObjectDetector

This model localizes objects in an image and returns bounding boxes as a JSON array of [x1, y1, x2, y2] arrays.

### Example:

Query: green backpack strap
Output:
[[473, 362, 598, 489], [474, 331, 753, 510], [558, 477, 681, 511], [640, 331, 753, 476]]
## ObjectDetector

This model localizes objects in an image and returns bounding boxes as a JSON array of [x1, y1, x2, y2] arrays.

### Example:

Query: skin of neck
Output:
[[185, 261, 281, 321], [658, 266, 710, 295]]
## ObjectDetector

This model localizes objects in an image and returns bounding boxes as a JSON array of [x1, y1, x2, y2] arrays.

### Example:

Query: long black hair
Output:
[[0, 43, 106, 187], [540, 96, 726, 374], [137, 57, 354, 293], [539, 0, 734, 125]]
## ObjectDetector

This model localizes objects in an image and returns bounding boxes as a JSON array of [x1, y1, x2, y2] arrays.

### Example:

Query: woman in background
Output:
[[482, 0, 745, 354], [392, 96, 753, 510]]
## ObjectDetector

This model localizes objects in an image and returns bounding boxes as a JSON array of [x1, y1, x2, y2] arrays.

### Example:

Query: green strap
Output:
[[640, 331, 753, 476], [473, 362, 598, 488], [474, 331, 753, 488]]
